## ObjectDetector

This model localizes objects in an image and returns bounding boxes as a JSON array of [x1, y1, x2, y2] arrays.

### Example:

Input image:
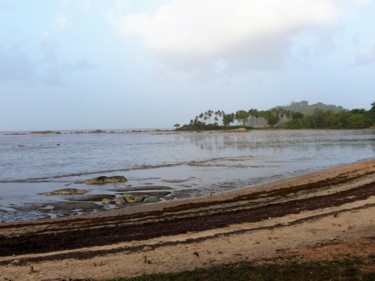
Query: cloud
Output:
[[0, 47, 36, 81], [352, 44, 375, 66], [41, 60, 96, 86], [349, 0, 370, 8], [0, 39, 95, 85], [113, 0, 339, 72], [62, 60, 96, 72], [55, 14, 68, 30], [40, 32, 58, 61], [37, 32, 95, 85]]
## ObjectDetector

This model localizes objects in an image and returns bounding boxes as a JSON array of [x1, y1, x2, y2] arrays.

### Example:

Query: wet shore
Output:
[[0, 159, 374, 280], [2, 129, 374, 223]]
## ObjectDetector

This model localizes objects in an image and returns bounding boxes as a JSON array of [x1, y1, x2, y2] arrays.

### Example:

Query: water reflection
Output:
[[178, 130, 375, 154]]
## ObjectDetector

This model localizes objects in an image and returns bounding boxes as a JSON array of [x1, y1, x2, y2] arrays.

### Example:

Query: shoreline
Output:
[[0, 159, 374, 280], [2, 127, 374, 136]]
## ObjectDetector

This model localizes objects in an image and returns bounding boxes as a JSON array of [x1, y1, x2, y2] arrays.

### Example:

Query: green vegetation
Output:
[[283, 105, 375, 129], [277, 100, 345, 115], [176, 101, 375, 131], [109, 255, 375, 281]]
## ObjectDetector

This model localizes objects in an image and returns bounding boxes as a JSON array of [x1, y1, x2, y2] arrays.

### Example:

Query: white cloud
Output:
[[55, 14, 68, 30], [349, 0, 370, 8], [107, 0, 131, 25], [113, 0, 339, 72]]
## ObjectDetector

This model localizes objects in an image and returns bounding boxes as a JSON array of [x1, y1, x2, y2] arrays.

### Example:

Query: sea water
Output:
[[0, 129, 374, 221]]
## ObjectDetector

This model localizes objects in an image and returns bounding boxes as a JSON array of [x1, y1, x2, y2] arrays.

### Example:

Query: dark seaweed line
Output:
[[0, 181, 373, 257], [2, 202, 374, 266], [0, 169, 371, 234], [0, 171, 359, 234]]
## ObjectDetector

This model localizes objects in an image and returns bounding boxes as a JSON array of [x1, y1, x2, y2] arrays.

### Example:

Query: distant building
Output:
[[244, 115, 290, 128], [244, 116, 268, 128]]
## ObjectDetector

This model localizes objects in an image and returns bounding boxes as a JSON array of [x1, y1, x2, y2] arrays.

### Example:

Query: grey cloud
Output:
[[39, 33, 58, 62], [62, 60, 96, 72], [42, 67, 64, 86], [0, 46, 95, 86], [154, 31, 291, 73], [225, 34, 291, 72], [117, 0, 339, 75], [0, 47, 36, 81], [41, 60, 96, 86], [38, 34, 95, 85]]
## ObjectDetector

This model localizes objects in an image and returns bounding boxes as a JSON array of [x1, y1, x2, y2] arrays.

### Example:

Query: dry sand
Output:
[[0, 159, 374, 280]]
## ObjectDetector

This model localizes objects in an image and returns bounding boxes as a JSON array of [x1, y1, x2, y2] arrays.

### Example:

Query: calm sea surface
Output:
[[0, 129, 374, 222]]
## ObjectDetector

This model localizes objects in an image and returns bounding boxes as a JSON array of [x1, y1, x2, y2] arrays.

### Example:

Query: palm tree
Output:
[[199, 113, 204, 123], [208, 110, 213, 124]]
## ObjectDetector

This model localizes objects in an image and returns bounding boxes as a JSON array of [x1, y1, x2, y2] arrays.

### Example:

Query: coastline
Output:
[[0, 159, 374, 280]]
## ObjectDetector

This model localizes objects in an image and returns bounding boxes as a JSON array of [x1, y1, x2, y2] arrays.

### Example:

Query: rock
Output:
[[30, 131, 61, 135], [76, 194, 115, 202], [84, 176, 127, 185], [91, 129, 104, 134], [227, 128, 247, 132], [101, 198, 113, 204], [5, 132, 27, 136], [123, 194, 146, 203], [113, 196, 125, 205], [143, 196, 159, 203], [143, 246, 153, 252], [39, 188, 88, 196]]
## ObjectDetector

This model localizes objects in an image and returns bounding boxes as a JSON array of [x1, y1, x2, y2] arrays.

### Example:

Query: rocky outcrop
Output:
[[123, 194, 146, 203], [143, 196, 159, 203], [30, 131, 61, 135], [39, 188, 88, 196], [113, 197, 126, 205], [84, 176, 127, 185], [227, 128, 248, 132], [101, 198, 113, 204], [100, 194, 162, 205]]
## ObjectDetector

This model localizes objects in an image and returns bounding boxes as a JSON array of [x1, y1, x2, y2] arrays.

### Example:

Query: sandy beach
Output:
[[0, 159, 374, 280]]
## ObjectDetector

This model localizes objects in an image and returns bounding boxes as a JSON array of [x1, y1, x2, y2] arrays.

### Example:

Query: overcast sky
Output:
[[1, 0, 374, 131]]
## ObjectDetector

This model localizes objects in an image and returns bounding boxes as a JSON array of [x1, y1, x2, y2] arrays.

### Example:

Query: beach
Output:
[[0, 159, 374, 280]]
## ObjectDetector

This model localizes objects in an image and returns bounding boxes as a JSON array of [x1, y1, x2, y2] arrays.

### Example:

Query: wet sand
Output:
[[0, 159, 374, 280]]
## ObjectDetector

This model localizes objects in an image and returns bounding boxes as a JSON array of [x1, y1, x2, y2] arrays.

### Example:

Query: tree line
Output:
[[176, 102, 375, 130]]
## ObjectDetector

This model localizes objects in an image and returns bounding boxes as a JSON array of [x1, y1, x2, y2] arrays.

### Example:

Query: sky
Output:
[[0, 0, 374, 131]]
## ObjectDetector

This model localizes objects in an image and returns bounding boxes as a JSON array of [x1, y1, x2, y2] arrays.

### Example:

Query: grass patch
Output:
[[109, 257, 375, 281]]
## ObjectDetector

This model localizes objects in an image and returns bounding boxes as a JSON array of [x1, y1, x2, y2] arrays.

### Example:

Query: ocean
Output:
[[0, 129, 374, 222]]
